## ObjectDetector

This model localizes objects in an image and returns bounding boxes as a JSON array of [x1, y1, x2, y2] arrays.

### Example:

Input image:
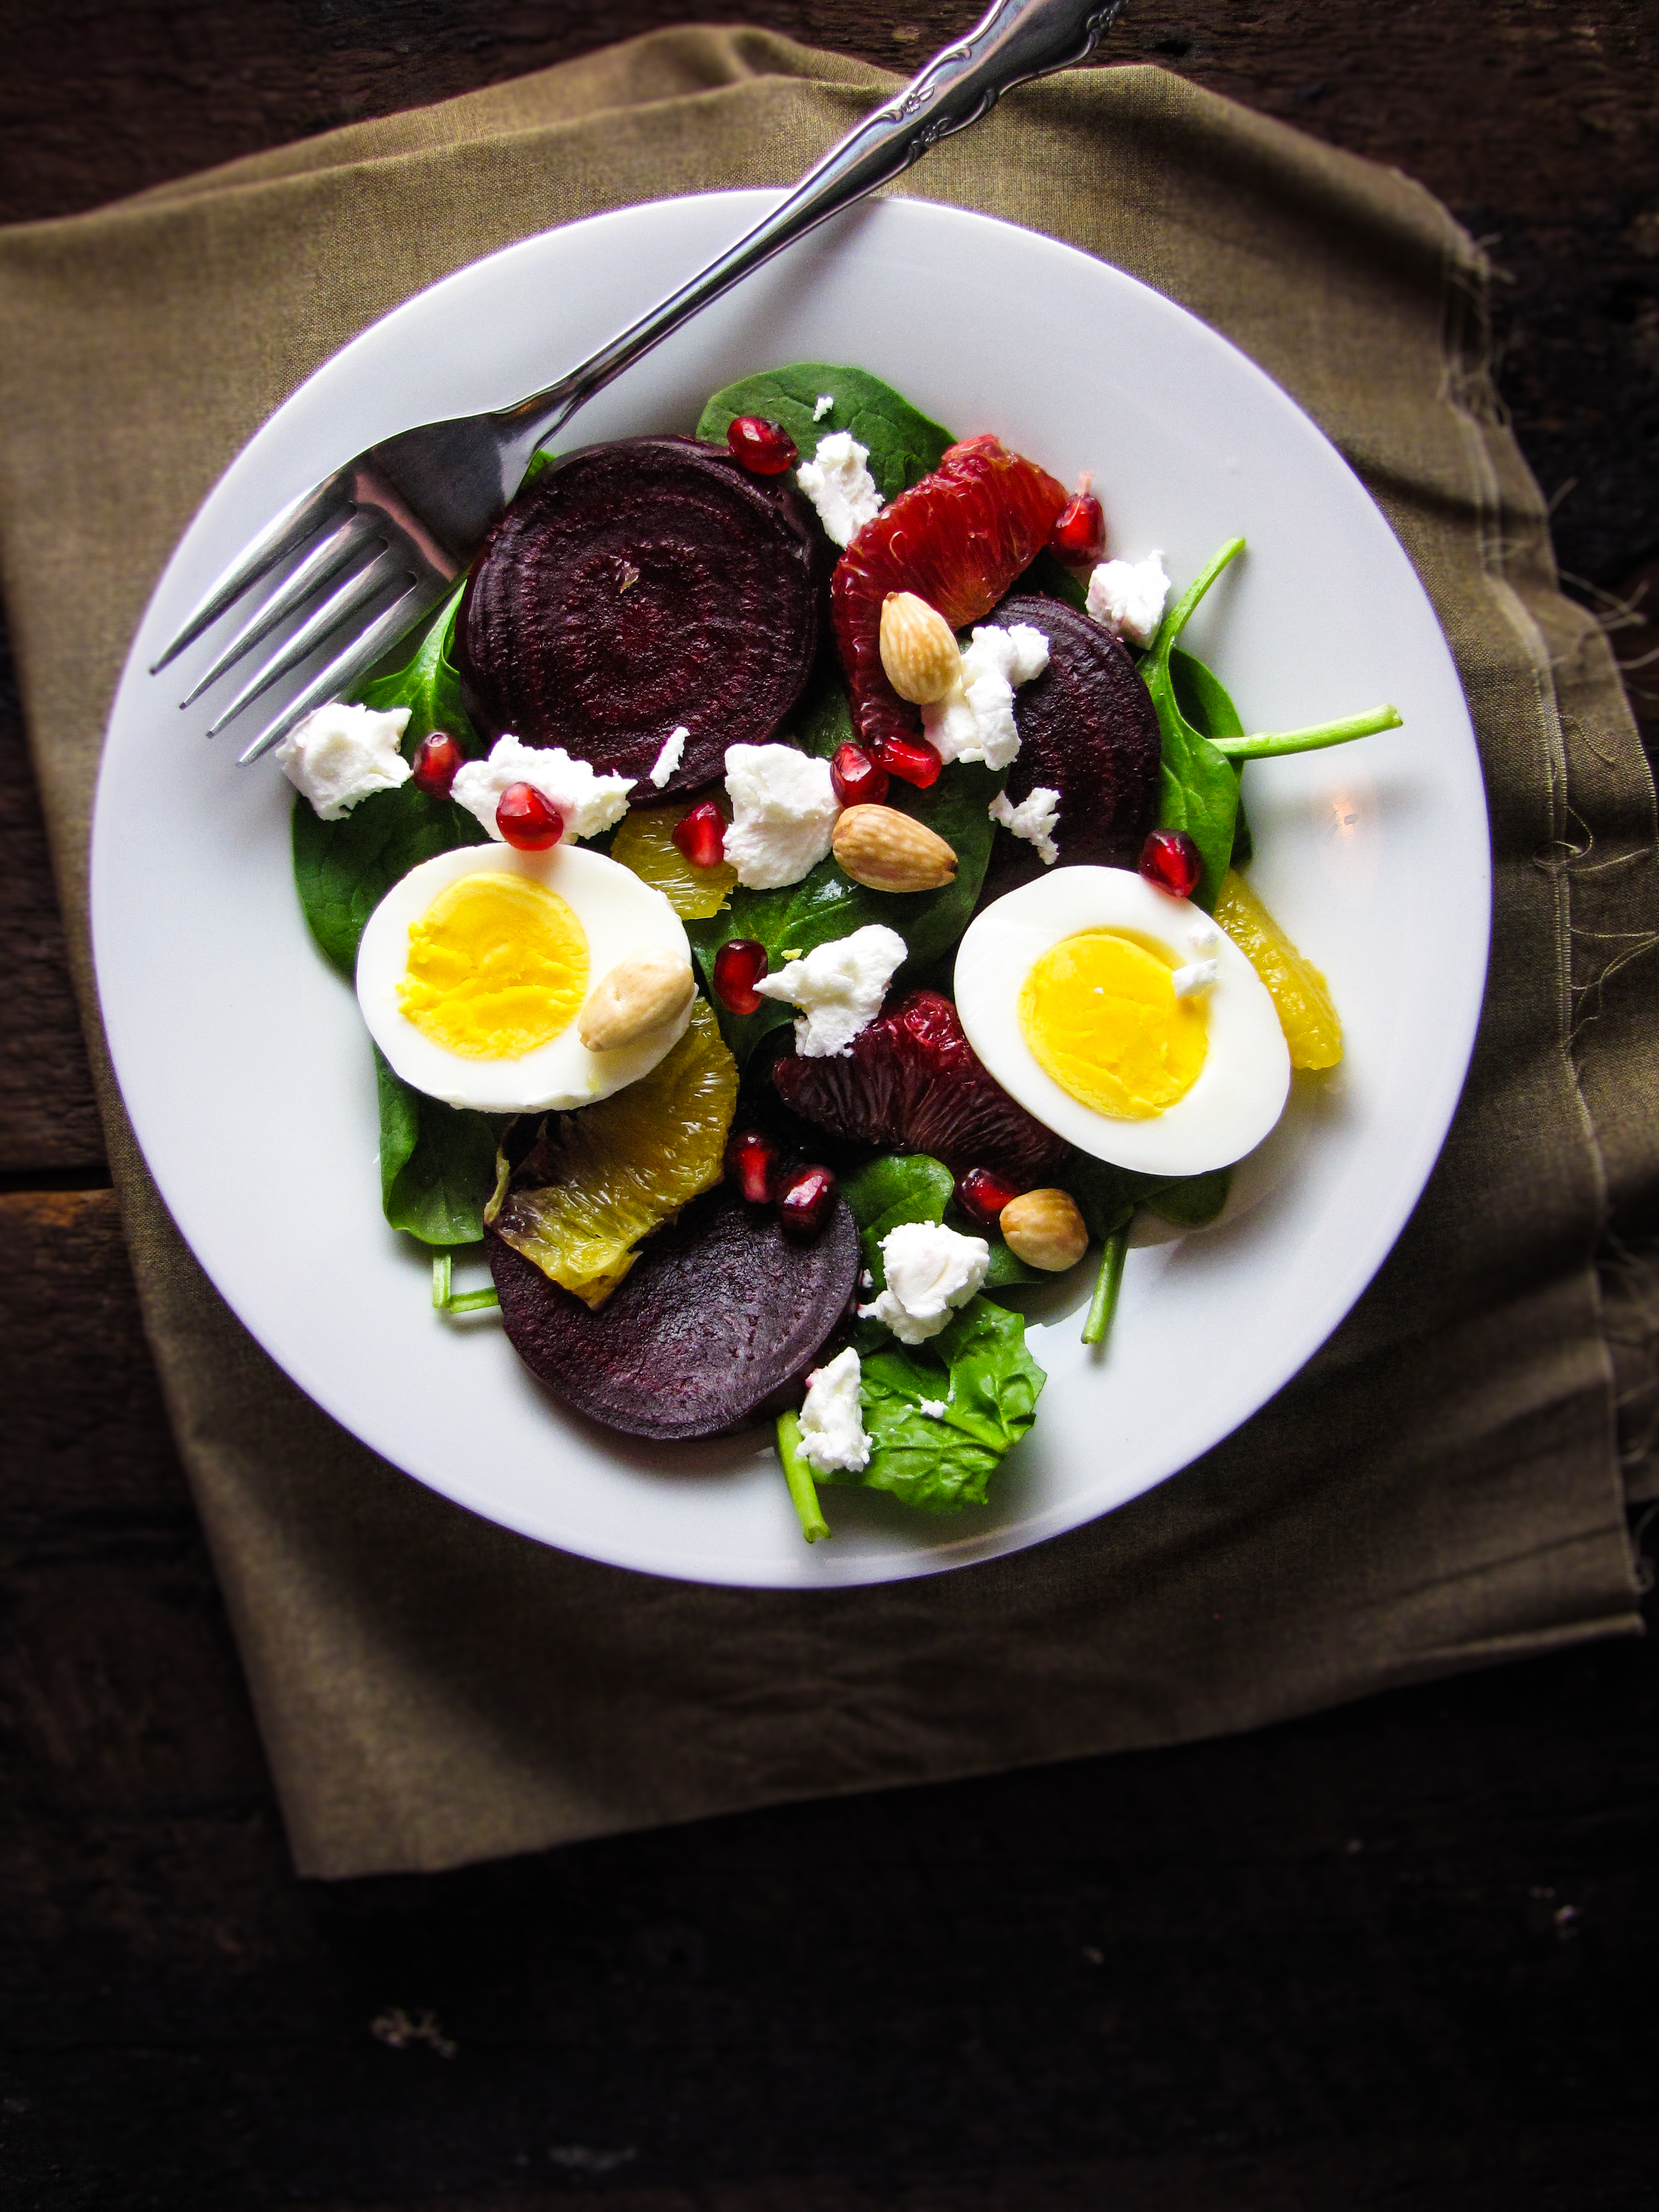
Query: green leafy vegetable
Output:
[[356, 577, 479, 754], [836, 1150, 1038, 1292], [1143, 538, 1248, 911], [293, 779, 488, 974], [695, 363, 954, 503], [1067, 1153, 1232, 1239], [831, 1296, 1045, 1512], [689, 748, 1003, 1067], [292, 583, 488, 973], [376, 1048, 499, 1245], [1147, 543, 1401, 902]]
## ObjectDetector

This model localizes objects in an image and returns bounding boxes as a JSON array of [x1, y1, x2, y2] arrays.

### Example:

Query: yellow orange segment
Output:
[[1213, 868, 1342, 1070], [611, 805, 736, 918], [486, 996, 738, 1307]]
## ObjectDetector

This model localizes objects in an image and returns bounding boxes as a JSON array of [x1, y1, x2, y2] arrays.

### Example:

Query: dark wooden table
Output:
[[4, 8, 1657, 2208]]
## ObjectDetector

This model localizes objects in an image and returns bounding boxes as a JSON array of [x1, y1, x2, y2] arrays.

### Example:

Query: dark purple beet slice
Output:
[[488, 1180, 858, 1441], [980, 592, 1162, 902], [458, 437, 822, 800]]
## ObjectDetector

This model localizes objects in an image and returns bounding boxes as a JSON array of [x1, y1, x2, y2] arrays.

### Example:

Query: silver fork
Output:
[[152, 0, 1125, 765]]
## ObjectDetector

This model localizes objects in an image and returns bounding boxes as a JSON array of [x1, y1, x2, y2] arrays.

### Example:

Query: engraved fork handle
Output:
[[500, 0, 1125, 458]]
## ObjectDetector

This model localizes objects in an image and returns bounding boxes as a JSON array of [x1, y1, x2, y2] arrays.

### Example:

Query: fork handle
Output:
[[498, 0, 1127, 456]]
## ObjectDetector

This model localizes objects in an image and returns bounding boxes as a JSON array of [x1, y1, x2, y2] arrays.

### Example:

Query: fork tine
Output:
[[149, 469, 354, 675], [236, 580, 449, 765], [204, 545, 409, 736], [178, 512, 381, 708]]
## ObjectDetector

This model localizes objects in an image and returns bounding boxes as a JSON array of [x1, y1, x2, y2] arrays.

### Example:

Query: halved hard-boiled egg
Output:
[[357, 841, 692, 1113], [955, 867, 1290, 1177]]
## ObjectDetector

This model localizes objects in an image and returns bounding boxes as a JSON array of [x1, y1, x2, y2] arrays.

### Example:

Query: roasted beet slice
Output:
[[979, 592, 1162, 902], [832, 436, 1068, 759], [772, 990, 1068, 1188], [489, 1180, 858, 1441], [459, 437, 822, 799]]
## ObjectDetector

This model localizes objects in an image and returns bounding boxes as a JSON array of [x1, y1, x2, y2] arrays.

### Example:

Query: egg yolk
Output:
[[397, 873, 588, 1059], [1019, 929, 1207, 1120]]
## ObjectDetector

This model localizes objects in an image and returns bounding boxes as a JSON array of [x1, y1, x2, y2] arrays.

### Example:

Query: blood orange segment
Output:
[[832, 435, 1068, 757], [772, 989, 1069, 1187]]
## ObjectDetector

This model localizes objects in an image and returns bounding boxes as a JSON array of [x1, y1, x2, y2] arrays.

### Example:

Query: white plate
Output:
[[92, 192, 1489, 1589]]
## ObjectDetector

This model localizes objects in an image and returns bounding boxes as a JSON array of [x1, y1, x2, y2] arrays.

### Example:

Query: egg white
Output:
[[356, 840, 692, 1113], [954, 866, 1290, 1176]]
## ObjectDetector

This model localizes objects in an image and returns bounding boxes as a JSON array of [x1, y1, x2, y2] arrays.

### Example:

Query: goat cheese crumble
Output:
[[648, 725, 688, 788], [276, 701, 411, 820], [922, 622, 1050, 770], [1086, 551, 1171, 648], [1171, 959, 1219, 998], [796, 431, 883, 548], [754, 924, 907, 1057], [917, 1396, 948, 1419], [859, 1221, 990, 1345], [988, 785, 1062, 865], [796, 1346, 870, 1475], [451, 735, 634, 842], [722, 743, 841, 890], [813, 393, 834, 421]]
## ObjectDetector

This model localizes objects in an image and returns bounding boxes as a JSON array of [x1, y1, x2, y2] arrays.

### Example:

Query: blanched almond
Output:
[[832, 805, 957, 893], [999, 1188, 1089, 1273], [879, 591, 962, 705], [578, 948, 695, 1051]]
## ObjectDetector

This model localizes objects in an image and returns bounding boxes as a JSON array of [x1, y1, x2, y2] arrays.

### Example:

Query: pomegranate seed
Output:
[[779, 1164, 837, 1244], [726, 1129, 780, 1205], [830, 742, 890, 809], [1139, 826, 1202, 899], [411, 729, 464, 799], [672, 799, 726, 871], [1047, 473, 1107, 568], [713, 937, 768, 1015], [957, 1166, 1021, 1228], [727, 415, 799, 476], [496, 782, 564, 851], [870, 732, 943, 789]]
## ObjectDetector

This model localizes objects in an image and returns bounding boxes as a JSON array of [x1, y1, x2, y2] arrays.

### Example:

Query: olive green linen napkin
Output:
[[1, 30, 1651, 1878]]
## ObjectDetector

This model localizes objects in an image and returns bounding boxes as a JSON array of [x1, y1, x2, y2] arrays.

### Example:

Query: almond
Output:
[[578, 948, 695, 1052], [879, 591, 962, 705], [999, 1188, 1089, 1273], [832, 805, 957, 894]]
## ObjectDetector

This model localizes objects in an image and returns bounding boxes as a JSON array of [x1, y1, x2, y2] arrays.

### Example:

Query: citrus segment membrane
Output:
[[486, 997, 738, 1307], [1213, 869, 1343, 1070]]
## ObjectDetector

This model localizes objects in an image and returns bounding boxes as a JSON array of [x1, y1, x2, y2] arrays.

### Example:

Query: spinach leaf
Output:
[[1142, 538, 1247, 911], [293, 780, 487, 975], [375, 1048, 499, 1245], [356, 576, 479, 754], [1067, 1153, 1232, 1239], [695, 364, 954, 503], [1171, 643, 1252, 868], [823, 1296, 1045, 1512], [688, 753, 1002, 1066], [840, 1151, 1037, 1294], [292, 581, 488, 974]]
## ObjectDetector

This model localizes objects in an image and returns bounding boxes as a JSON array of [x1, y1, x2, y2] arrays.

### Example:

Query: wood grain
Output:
[[1, 8, 1655, 2207]]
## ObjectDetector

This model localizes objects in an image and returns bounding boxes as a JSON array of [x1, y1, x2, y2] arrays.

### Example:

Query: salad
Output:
[[279, 362, 1398, 1544]]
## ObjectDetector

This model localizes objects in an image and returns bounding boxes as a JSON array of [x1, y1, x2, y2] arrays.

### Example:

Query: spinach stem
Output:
[[432, 1249, 500, 1316], [1082, 1228, 1130, 1349], [1215, 705, 1401, 760], [777, 1412, 831, 1543]]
